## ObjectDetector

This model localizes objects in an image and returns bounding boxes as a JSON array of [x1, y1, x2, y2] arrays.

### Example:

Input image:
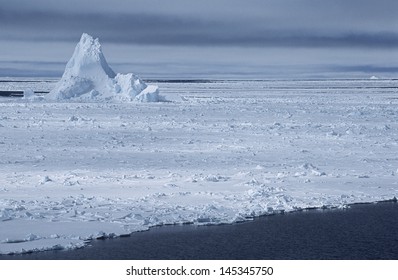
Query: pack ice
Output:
[[1, 72, 397, 255], [45, 33, 160, 102]]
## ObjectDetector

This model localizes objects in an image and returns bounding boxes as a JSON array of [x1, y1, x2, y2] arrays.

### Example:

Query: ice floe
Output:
[[0, 79, 397, 254]]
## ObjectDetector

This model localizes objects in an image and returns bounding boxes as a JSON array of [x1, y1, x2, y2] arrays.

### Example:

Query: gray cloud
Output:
[[1, 0, 398, 48], [1, 0, 397, 78], [330, 65, 398, 73]]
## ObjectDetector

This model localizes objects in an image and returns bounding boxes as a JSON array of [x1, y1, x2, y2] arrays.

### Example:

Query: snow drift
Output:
[[46, 33, 160, 102]]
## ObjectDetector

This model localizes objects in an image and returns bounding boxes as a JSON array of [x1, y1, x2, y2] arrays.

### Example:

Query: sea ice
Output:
[[0, 78, 397, 255]]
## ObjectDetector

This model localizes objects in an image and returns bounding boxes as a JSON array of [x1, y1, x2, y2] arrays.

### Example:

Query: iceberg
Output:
[[46, 33, 161, 102]]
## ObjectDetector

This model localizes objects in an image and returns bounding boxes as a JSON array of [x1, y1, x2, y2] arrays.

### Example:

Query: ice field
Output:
[[0, 78, 397, 254]]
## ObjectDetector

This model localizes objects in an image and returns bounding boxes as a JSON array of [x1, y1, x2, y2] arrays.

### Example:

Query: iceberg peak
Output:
[[63, 33, 116, 79]]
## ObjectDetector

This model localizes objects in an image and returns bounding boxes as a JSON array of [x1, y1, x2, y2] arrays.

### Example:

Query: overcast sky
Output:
[[0, 0, 397, 78]]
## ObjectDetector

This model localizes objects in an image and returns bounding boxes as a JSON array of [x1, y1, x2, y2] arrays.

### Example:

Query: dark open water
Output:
[[1, 202, 397, 260]]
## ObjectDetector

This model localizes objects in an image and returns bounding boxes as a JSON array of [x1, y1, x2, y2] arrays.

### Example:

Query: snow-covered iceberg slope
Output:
[[46, 33, 160, 102]]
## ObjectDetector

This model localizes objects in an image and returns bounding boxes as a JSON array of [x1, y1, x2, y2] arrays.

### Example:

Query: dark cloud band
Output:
[[1, 8, 397, 49]]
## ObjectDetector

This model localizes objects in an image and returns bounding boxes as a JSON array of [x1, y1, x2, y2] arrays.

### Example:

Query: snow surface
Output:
[[0, 79, 397, 254], [45, 33, 161, 102]]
